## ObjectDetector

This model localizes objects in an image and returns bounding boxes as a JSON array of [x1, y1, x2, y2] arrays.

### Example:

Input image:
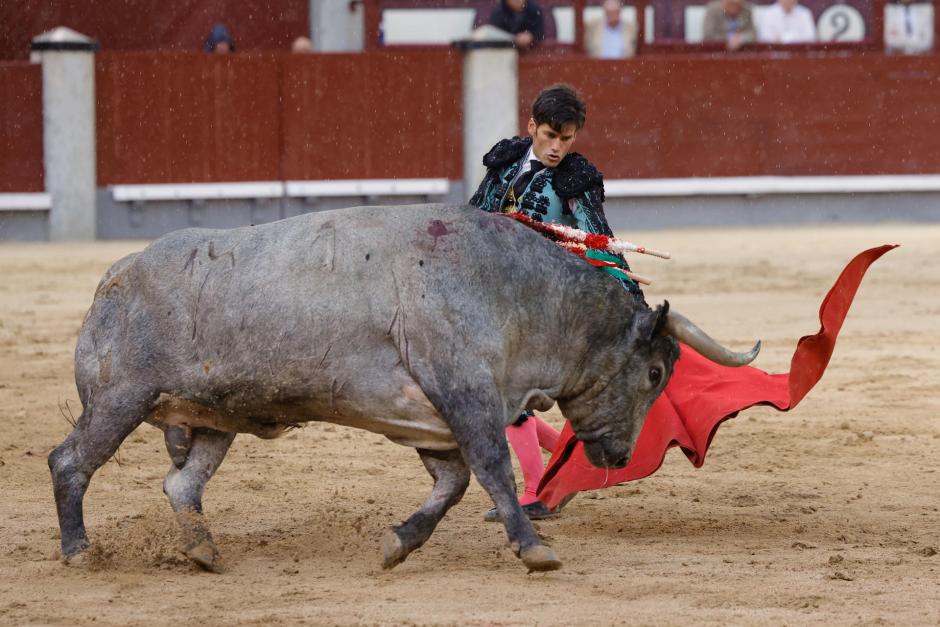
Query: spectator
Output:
[[488, 0, 545, 49], [885, 0, 934, 54], [757, 0, 817, 43], [703, 0, 757, 51], [584, 0, 637, 58], [291, 36, 314, 53], [204, 23, 235, 53]]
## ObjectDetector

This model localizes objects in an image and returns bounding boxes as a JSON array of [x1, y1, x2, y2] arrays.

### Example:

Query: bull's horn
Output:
[[665, 310, 761, 367]]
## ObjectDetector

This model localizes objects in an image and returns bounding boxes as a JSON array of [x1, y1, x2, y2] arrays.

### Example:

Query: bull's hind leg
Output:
[[382, 448, 470, 569], [48, 388, 157, 560], [162, 427, 235, 573]]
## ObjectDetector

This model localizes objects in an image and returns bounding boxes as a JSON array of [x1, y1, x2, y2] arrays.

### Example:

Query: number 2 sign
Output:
[[817, 4, 867, 41]]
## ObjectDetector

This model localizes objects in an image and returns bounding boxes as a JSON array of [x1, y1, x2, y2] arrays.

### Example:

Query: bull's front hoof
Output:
[[381, 529, 409, 570], [60, 539, 91, 566], [186, 539, 224, 574], [62, 550, 90, 568], [520, 545, 562, 572]]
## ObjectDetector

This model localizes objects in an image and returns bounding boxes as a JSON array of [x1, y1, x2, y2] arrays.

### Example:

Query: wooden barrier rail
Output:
[[0, 62, 43, 193], [7, 50, 940, 196], [520, 53, 940, 179], [94, 50, 463, 186]]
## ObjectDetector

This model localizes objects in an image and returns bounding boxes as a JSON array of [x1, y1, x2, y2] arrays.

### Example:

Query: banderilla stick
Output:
[[557, 242, 653, 285], [506, 212, 671, 260]]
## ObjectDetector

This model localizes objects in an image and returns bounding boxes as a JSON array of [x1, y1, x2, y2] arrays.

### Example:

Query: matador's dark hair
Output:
[[531, 84, 587, 131]]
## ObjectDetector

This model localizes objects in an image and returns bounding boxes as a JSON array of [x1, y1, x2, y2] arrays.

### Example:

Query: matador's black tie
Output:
[[512, 160, 546, 200]]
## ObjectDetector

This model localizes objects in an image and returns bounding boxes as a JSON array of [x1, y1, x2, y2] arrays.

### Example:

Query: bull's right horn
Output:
[[665, 310, 761, 367]]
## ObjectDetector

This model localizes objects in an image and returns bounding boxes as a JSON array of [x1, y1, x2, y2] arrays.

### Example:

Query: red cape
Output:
[[536, 245, 897, 510]]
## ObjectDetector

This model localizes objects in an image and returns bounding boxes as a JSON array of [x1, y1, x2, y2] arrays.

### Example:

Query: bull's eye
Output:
[[648, 366, 662, 385]]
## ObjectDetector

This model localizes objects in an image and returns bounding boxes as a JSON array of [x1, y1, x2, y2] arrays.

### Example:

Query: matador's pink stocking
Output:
[[532, 414, 560, 451], [506, 415, 561, 505], [506, 419, 541, 505]]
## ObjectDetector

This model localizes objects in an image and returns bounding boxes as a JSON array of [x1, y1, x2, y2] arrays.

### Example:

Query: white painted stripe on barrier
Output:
[[0, 193, 52, 211], [604, 175, 940, 197], [110, 179, 450, 202], [112, 181, 285, 202], [285, 179, 450, 197], [77, 175, 940, 206]]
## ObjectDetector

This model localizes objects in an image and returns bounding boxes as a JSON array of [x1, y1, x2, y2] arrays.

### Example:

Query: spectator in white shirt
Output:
[[885, 0, 934, 54], [758, 0, 817, 43], [584, 0, 637, 58]]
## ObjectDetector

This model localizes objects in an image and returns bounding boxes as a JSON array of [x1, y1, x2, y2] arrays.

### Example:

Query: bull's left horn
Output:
[[665, 310, 761, 367]]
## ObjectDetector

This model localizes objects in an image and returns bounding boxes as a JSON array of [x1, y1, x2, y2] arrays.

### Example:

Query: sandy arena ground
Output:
[[0, 221, 938, 625]]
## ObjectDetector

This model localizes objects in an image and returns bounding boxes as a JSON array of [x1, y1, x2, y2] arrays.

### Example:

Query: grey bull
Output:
[[50, 204, 759, 572]]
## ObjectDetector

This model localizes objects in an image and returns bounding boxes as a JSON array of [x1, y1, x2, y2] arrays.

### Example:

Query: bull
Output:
[[49, 204, 759, 572]]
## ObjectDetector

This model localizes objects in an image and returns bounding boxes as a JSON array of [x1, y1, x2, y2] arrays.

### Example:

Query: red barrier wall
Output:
[[520, 54, 940, 178], [95, 50, 463, 185], [281, 50, 463, 180], [0, 0, 308, 61], [0, 62, 43, 192], [15, 50, 940, 192], [96, 52, 282, 185]]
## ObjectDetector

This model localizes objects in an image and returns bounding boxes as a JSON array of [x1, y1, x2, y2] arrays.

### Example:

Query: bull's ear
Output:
[[628, 301, 670, 344], [652, 300, 670, 338]]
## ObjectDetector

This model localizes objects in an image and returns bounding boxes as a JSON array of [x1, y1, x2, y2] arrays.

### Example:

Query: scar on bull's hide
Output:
[[426, 219, 452, 252], [207, 241, 235, 266], [95, 274, 123, 297], [329, 227, 335, 270], [310, 221, 337, 271], [426, 219, 451, 238], [98, 350, 112, 384], [182, 248, 198, 276], [388, 308, 411, 370], [386, 307, 400, 336], [192, 271, 211, 341], [387, 273, 412, 369], [315, 343, 333, 370]]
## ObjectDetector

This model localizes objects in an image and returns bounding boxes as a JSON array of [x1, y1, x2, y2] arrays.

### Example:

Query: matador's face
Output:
[[527, 119, 578, 169]]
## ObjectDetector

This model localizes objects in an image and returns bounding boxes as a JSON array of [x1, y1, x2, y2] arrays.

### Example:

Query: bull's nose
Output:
[[611, 454, 629, 469]]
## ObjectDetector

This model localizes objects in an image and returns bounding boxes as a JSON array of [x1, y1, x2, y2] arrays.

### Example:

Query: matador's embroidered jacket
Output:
[[469, 135, 643, 299]]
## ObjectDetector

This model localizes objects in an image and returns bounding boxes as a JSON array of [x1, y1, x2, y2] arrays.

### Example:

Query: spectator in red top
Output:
[[488, 0, 545, 49]]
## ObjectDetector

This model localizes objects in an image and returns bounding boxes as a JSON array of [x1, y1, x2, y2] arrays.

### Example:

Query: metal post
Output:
[[871, 0, 887, 51], [636, 0, 648, 54], [362, 0, 382, 51], [31, 27, 99, 241], [454, 27, 518, 201], [574, 0, 586, 51]]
